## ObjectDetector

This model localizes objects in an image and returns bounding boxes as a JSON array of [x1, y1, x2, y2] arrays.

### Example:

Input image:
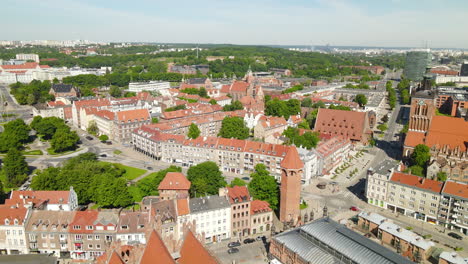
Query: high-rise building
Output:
[[403, 50, 432, 81], [460, 61, 468, 76], [279, 147, 303, 224]]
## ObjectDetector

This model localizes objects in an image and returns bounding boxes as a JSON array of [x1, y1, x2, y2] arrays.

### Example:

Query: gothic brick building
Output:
[[279, 147, 303, 224]]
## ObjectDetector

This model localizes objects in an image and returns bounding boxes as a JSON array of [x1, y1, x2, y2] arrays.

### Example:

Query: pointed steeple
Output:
[[280, 146, 304, 170]]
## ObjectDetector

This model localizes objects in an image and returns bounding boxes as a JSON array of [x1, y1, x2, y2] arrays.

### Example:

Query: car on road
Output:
[[227, 248, 239, 254], [228, 241, 241, 248], [147, 167, 153, 170], [448, 232, 463, 240], [85, 136, 93, 140], [241, 177, 250, 181], [100, 154, 107, 157], [256, 236, 266, 241], [106, 141, 112, 145], [243, 238, 255, 244], [349, 206, 360, 211]]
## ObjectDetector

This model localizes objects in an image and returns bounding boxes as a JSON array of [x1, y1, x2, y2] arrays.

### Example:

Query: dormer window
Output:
[[121, 225, 128, 230], [73, 225, 81, 230], [5, 219, 9, 225], [86, 225, 93, 230], [138, 224, 144, 229]]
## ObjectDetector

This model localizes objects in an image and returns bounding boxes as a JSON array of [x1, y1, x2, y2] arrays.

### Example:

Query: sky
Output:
[[3, 0, 468, 49]]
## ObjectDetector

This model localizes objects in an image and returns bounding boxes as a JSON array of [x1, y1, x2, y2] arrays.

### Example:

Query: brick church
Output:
[[221, 67, 265, 112]]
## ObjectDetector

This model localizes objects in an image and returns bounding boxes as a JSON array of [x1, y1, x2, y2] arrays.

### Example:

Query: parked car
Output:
[[85, 136, 93, 140], [100, 154, 107, 157], [350, 206, 360, 211], [147, 167, 153, 170], [256, 236, 266, 241], [241, 177, 250, 181], [228, 248, 239, 254], [243, 238, 255, 244], [228, 241, 241, 248], [106, 141, 112, 145], [448, 232, 463, 240]]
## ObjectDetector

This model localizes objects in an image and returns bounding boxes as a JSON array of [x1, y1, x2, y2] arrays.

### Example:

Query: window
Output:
[[88, 244, 93, 249], [95, 235, 100, 240], [431, 203, 437, 207], [121, 225, 128, 230], [73, 225, 81, 230], [87, 235, 93, 240], [86, 225, 93, 230], [49, 234, 54, 239], [75, 235, 83, 241], [96, 244, 101, 249], [41, 233, 46, 238]]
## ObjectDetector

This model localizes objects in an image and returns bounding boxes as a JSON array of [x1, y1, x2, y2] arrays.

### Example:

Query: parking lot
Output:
[[207, 237, 269, 264]]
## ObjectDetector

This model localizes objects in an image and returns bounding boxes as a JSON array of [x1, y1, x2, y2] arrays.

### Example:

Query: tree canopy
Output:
[[31, 153, 133, 207], [248, 164, 279, 210], [187, 161, 226, 197], [222, 100, 244, 111], [0, 119, 31, 152], [411, 144, 431, 167], [218, 116, 249, 140], [354, 94, 368, 107], [229, 177, 247, 187], [265, 98, 301, 119], [188, 123, 201, 139], [282, 127, 320, 149], [3, 148, 29, 187]]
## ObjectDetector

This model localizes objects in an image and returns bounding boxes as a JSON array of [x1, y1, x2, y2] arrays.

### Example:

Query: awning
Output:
[[74, 243, 82, 246]]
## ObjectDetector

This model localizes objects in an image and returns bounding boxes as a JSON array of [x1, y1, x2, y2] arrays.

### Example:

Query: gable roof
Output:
[[280, 146, 304, 170], [7, 190, 70, 208], [116, 109, 150, 123], [442, 181, 468, 199], [140, 230, 175, 264], [178, 231, 219, 264], [108, 251, 125, 264], [226, 186, 250, 204], [176, 199, 190, 216], [158, 172, 191, 191], [230, 81, 249, 93], [390, 172, 444, 194], [250, 200, 272, 215], [314, 108, 369, 142], [51, 83, 75, 93], [0, 206, 28, 225]]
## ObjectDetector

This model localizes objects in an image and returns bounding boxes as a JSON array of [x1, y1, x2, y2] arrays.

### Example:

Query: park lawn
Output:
[[112, 163, 147, 180], [23, 150, 43, 155], [46, 147, 80, 156]]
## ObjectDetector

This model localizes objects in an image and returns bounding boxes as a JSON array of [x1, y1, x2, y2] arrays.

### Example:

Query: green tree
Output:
[[3, 119, 31, 144], [222, 100, 244, 111], [3, 148, 29, 187], [298, 119, 310, 129], [99, 134, 109, 142], [97, 177, 133, 208], [187, 161, 226, 197], [411, 144, 430, 167], [437, 171, 447, 181], [151, 117, 159, 124], [282, 127, 320, 149], [51, 129, 80, 153], [109, 86, 122, 97], [248, 164, 279, 209], [188, 123, 201, 139], [409, 165, 424, 177], [301, 97, 312, 107], [30, 167, 61, 190], [218, 116, 249, 139], [87, 121, 99, 136], [381, 114, 389, 123], [229, 177, 247, 187], [354, 94, 368, 107], [209, 99, 217, 105], [198, 87, 208, 98], [377, 124, 388, 132]]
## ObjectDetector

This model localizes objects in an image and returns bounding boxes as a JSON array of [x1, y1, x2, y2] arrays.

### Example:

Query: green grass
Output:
[[47, 147, 80, 156], [112, 163, 147, 180], [23, 150, 43, 155], [113, 150, 122, 155]]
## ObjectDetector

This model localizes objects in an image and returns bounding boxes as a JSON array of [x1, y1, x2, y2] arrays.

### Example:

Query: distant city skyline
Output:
[[3, 0, 468, 49]]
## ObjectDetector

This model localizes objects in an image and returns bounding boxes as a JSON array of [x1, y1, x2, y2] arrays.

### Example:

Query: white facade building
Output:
[[297, 147, 319, 185], [128, 81, 171, 93], [365, 160, 397, 208], [16, 54, 40, 63]]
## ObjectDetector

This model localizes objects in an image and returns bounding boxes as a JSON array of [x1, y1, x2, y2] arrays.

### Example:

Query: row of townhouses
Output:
[[366, 161, 468, 235], [0, 173, 272, 261]]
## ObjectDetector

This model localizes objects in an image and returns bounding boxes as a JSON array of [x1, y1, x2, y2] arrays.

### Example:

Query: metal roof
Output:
[[189, 195, 230, 214], [273, 218, 414, 264]]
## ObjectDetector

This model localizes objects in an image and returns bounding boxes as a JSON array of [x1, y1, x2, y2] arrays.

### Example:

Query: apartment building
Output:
[[250, 200, 273, 236], [189, 196, 231, 244], [220, 186, 251, 239], [365, 160, 398, 208], [253, 116, 288, 144], [6, 188, 78, 211], [439, 181, 468, 235], [0, 206, 30, 255], [297, 147, 319, 184], [25, 210, 75, 258], [114, 109, 151, 142], [69, 211, 118, 260], [314, 135, 352, 175], [128, 81, 170, 93], [115, 211, 150, 245], [132, 128, 295, 177]]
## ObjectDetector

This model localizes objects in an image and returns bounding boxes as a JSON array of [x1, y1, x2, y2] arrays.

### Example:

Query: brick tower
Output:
[[279, 146, 304, 224]]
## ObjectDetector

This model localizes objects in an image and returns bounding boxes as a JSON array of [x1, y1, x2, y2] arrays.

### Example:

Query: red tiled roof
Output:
[[0, 206, 28, 225], [250, 200, 272, 215], [94, 110, 115, 120], [140, 230, 175, 264], [404, 131, 426, 148], [47, 101, 65, 107], [220, 85, 231, 94], [158, 172, 191, 191], [314, 108, 369, 142], [7, 190, 70, 207], [430, 69, 459, 76], [226, 186, 250, 204], [442, 181, 468, 199], [74, 98, 110, 109], [0, 62, 40, 70], [280, 146, 303, 169], [176, 199, 190, 216], [108, 251, 125, 264], [178, 231, 219, 264], [69, 211, 99, 233], [230, 81, 249, 93], [116, 109, 150, 123], [390, 172, 444, 193]]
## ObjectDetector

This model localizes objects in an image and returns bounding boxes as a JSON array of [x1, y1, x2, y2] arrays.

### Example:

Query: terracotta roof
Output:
[[176, 199, 190, 216], [390, 172, 444, 193], [404, 131, 426, 148], [94, 110, 115, 120], [158, 172, 191, 191], [116, 109, 150, 123], [250, 200, 272, 215], [429, 69, 459, 76], [226, 186, 250, 204], [178, 231, 219, 264], [280, 146, 304, 169], [6, 190, 70, 208], [69, 211, 99, 233], [140, 230, 175, 264], [108, 251, 125, 264], [74, 98, 110, 109], [442, 181, 468, 199], [220, 85, 231, 94], [47, 101, 65, 107], [0, 206, 28, 225], [314, 108, 369, 142], [230, 81, 249, 93], [25, 210, 75, 232], [0, 62, 41, 70], [315, 136, 350, 158], [116, 211, 149, 234], [425, 116, 468, 151]]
